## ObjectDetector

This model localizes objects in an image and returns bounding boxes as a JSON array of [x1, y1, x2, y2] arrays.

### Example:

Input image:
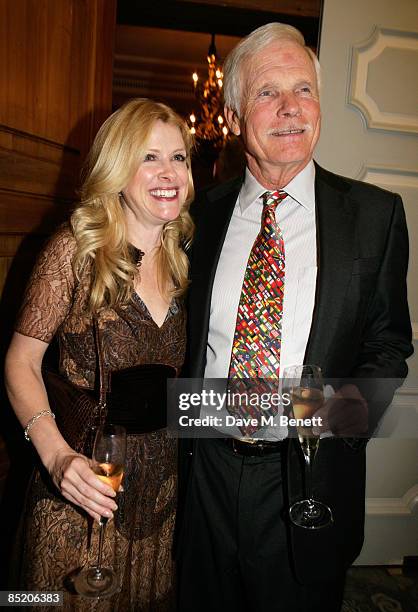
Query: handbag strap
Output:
[[93, 315, 107, 415]]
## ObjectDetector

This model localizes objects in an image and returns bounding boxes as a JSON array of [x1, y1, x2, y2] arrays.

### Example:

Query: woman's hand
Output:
[[47, 448, 118, 522]]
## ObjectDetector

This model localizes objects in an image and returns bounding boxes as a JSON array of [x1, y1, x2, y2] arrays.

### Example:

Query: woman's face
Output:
[[122, 120, 189, 229]]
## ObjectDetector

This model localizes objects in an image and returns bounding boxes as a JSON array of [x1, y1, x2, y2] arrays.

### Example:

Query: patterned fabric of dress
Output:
[[14, 225, 186, 611]]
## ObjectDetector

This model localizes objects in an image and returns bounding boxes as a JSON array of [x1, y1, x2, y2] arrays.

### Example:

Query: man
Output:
[[177, 23, 412, 612]]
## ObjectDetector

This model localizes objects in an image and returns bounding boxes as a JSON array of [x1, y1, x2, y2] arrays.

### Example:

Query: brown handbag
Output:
[[42, 318, 107, 455]]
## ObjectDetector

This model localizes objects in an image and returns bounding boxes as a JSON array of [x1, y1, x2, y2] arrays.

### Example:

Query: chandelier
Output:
[[188, 34, 229, 151]]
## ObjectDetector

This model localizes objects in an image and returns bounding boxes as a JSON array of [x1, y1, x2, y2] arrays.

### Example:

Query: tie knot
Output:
[[262, 190, 287, 210]]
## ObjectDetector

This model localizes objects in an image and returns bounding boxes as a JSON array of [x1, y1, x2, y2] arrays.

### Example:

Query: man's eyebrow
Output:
[[294, 76, 317, 88], [254, 82, 276, 93]]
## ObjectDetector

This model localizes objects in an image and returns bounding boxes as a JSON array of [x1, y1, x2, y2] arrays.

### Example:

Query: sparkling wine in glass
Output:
[[284, 365, 333, 529], [74, 424, 126, 598]]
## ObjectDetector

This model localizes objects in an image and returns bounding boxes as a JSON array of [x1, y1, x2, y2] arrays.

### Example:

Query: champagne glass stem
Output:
[[74, 424, 126, 597], [94, 518, 108, 579], [304, 453, 313, 501]]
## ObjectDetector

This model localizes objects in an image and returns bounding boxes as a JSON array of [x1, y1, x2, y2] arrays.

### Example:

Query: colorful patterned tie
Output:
[[227, 190, 286, 435]]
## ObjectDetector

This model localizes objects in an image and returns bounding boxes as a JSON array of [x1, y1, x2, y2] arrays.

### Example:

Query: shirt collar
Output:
[[239, 160, 316, 214]]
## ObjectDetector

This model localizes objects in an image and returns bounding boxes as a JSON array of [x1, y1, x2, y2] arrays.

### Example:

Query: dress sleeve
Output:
[[15, 225, 78, 343]]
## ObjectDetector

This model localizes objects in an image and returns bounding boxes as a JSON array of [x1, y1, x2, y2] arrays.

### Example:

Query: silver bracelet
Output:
[[24, 409, 56, 442]]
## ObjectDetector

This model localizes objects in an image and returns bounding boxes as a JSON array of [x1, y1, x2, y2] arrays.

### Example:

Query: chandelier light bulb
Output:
[[190, 114, 196, 123], [218, 115, 223, 124], [222, 126, 228, 135], [190, 126, 196, 135]]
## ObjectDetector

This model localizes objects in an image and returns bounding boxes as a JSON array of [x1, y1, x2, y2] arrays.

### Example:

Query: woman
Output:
[[5, 98, 194, 610]]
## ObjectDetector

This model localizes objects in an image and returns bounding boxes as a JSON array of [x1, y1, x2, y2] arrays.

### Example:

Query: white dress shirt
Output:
[[203, 161, 318, 439]]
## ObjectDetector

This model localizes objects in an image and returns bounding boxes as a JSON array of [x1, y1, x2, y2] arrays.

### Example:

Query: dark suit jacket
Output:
[[178, 163, 413, 582]]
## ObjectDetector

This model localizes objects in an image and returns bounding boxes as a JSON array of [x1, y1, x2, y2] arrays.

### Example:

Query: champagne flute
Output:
[[74, 424, 127, 598], [284, 365, 333, 529]]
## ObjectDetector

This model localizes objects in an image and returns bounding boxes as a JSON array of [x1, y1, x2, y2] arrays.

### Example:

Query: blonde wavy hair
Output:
[[71, 98, 194, 312]]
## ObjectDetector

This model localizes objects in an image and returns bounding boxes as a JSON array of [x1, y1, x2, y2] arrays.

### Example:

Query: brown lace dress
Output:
[[15, 225, 185, 611]]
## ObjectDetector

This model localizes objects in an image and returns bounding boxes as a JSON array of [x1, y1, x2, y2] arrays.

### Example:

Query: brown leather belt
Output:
[[221, 436, 284, 457]]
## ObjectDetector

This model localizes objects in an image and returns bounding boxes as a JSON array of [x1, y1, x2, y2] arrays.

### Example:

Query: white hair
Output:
[[223, 22, 321, 116]]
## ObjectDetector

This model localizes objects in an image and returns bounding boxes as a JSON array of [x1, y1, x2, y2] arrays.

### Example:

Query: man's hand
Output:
[[312, 384, 368, 437]]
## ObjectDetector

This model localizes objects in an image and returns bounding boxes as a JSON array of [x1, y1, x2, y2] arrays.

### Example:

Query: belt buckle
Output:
[[239, 436, 258, 445]]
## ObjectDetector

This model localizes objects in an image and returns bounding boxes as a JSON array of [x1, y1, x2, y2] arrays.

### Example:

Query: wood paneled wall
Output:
[[0, 0, 116, 270], [0, 0, 116, 512]]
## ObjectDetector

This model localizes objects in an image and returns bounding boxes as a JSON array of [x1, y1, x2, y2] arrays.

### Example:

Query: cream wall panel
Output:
[[317, 0, 418, 565], [349, 28, 418, 133]]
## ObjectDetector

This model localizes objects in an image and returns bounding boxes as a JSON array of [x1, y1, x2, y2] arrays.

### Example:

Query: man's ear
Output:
[[224, 106, 241, 136]]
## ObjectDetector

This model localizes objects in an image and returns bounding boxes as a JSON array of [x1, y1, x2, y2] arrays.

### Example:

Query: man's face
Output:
[[226, 41, 321, 183]]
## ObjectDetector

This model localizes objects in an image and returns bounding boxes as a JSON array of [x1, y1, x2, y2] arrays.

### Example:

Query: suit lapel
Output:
[[305, 165, 356, 372], [187, 178, 242, 377]]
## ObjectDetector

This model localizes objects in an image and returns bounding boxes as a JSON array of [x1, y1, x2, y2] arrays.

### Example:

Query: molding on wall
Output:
[[366, 484, 418, 516], [0, 124, 79, 155], [0, 189, 74, 234], [391, 391, 418, 408], [395, 383, 418, 399], [356, 164, 418, 189], [0, 150, 78, 203], [349, 27, 418, 133], [0, 188, 73, 203]]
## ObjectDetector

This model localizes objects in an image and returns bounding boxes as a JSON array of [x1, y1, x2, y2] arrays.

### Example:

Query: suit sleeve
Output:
[[351, 194, 413, 434]]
